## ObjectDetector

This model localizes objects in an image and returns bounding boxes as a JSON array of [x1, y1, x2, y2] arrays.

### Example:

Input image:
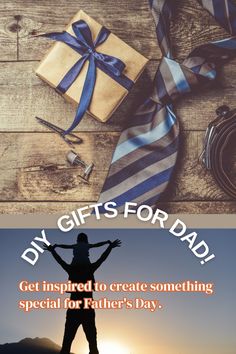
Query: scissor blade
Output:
[[35, 116, 64, 134], [35, 116, 82, 145]]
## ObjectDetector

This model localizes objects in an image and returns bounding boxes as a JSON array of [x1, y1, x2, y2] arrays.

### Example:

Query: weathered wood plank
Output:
[[1, 59, 236, 132], [16, 0, 159, 61], [0, 201, 236, 214], [14, 0, 228, 61], [170, 0, 229, 60], [0, 0, 230, 62], [0, 61, 156, 132], [0, 132, 117, 201], [0, 132, 236, 203], [0, 13, 17, 60]]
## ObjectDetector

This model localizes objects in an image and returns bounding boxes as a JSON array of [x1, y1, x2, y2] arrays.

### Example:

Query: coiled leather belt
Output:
[[199, 105, 236, 199]]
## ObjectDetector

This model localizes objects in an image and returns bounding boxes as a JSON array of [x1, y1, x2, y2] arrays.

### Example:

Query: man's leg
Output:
[[82, 309, 99, 354], [60, 310, 81, 354]]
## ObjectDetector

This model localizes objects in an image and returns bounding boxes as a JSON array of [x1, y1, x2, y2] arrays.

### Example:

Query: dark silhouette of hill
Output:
[[0, 337, 74, 354]]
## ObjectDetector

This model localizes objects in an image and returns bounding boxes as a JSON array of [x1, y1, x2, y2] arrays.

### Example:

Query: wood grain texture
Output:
[[1, 59, 236, 132], [0, 132, 235, 204], [0, 15, 18, 61], [0, 9, 18, 60], [14, 0, 228, 61], [16, 0, 159, 61], [170, 0, 229, 59], [0, 61, 156, 132], [0, 0, 228, 62], [0, 132, 117, 201]]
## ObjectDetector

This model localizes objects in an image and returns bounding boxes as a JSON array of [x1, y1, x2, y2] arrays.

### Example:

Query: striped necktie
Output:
[[98, 0, 236, 212]]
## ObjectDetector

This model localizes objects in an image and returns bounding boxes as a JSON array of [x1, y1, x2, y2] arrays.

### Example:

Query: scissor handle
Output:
[[65, 133, 83, 145], [36, 116, 82, 145]]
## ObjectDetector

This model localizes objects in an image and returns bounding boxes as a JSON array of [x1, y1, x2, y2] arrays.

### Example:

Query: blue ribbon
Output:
[[41, 20, 133, 134]]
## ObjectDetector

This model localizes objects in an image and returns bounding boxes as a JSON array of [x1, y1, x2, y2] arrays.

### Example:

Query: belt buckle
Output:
[[199, 105, 230, 170]]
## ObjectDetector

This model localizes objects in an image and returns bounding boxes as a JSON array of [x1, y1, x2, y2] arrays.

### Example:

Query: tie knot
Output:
[[151, 56, 217, 106], [151, 57, 193, 105]]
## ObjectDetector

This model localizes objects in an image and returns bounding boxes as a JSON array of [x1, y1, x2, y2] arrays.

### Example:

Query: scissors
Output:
[[35, 117, 82, 147]]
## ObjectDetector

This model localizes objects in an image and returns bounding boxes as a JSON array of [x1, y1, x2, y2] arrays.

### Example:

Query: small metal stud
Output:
[[67, 150, 94, 183]]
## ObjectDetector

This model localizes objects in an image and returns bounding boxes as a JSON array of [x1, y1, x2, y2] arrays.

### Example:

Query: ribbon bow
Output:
[[41, 20, 131, 134]]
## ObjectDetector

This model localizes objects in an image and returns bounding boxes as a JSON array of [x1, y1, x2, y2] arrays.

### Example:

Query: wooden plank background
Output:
[[0, 0, 236, 214]]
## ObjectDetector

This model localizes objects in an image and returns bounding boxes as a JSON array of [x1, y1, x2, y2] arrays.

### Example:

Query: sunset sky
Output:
[[0, 228, 235, 354]]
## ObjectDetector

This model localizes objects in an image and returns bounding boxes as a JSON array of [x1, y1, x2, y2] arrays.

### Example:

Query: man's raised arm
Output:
[[92, 239, 121, 272], [43, 244, 70, 273]]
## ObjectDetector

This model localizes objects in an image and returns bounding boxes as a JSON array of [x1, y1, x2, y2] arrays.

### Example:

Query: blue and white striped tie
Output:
[[98, 0, 236, 212]]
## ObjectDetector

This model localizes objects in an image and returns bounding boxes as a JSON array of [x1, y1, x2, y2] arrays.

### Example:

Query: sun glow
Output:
[[99, 341, 130, 354]]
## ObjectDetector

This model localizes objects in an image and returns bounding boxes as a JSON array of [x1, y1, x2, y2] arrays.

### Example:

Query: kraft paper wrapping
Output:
[[36, 10, 149, 123]]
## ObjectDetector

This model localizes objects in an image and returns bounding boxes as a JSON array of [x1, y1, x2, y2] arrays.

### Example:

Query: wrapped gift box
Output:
[[36, 10, 149, 124]]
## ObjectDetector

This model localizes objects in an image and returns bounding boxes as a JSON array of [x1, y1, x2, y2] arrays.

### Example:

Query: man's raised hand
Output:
[[43, 243, 56, 252], [111, 239, 122, 248]]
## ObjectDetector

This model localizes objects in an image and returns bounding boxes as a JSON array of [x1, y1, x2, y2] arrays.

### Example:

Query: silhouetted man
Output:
[[44, 239, 121, 354]]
